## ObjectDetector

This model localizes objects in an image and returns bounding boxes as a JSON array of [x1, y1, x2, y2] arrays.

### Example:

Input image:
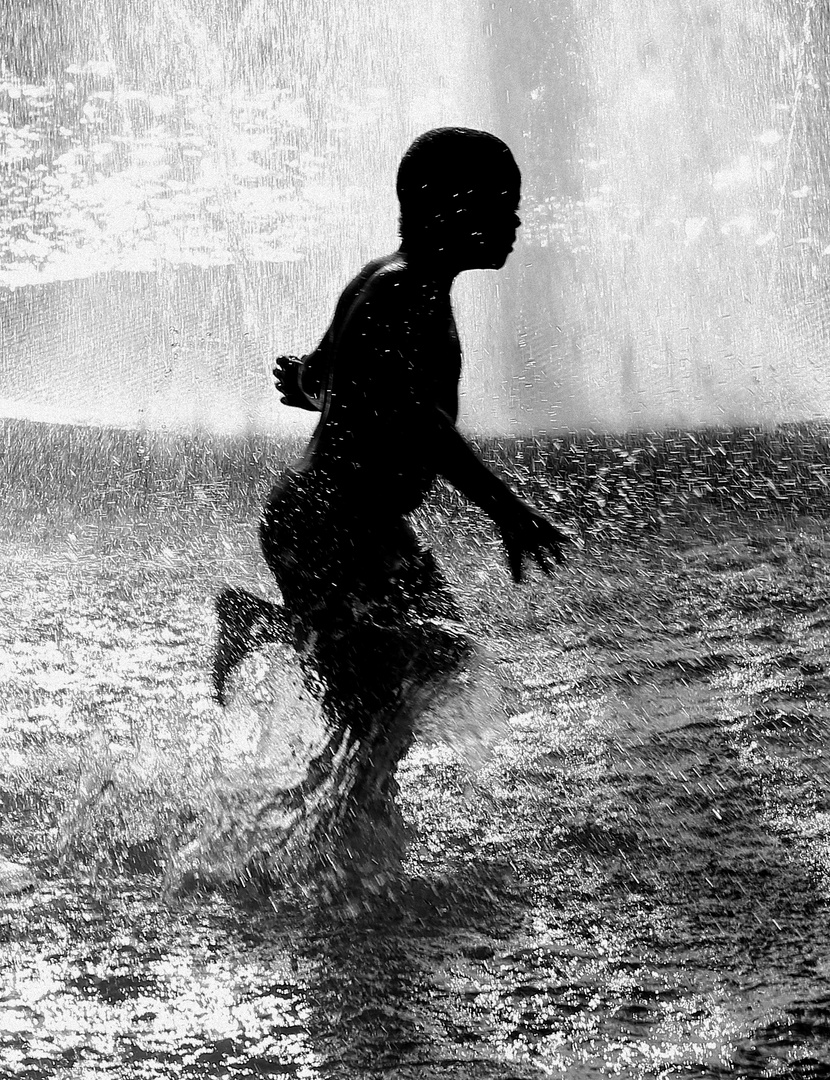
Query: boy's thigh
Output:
[[396, 542, 461, 623], [263, 483, 456, 618], [312, 612, 472, 734]]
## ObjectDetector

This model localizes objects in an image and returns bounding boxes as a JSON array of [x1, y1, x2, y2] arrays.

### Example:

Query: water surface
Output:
[[1, 423, 829, 1078]]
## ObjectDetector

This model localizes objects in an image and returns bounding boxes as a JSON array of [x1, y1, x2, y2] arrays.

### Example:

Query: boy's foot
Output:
[[212, 588, 288, 706]]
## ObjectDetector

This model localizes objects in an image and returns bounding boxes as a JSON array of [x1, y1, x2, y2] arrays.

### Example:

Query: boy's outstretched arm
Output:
[[333, 280, 568, 581], [431, 409, 569, 582]]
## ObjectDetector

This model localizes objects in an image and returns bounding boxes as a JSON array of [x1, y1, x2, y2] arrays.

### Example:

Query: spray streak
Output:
[[774, 0, 818, 243], [0, 0, 497, 430], [3, 3, 830, 431]]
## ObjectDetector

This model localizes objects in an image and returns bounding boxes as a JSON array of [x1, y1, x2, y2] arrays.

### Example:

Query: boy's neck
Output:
[[397, 244, 459, 287]]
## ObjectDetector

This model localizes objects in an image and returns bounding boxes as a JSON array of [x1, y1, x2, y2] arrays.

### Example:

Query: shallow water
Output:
[[1, 450, 830, 1077]]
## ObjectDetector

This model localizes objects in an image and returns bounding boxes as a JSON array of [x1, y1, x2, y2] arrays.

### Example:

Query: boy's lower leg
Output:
[[320, 616, 473, 817]]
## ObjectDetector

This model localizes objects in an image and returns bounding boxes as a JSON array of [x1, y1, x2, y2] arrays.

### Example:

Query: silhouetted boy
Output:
[[212, 128, 567, 847]]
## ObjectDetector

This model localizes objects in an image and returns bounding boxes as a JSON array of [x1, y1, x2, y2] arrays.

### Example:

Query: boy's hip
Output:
[[259, 467, 443, 621]]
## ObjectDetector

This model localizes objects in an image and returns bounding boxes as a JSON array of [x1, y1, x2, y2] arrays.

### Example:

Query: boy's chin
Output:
[[480, 249, 512, 270], [464, 245, 512, 271], [449, 241, 513, 272]]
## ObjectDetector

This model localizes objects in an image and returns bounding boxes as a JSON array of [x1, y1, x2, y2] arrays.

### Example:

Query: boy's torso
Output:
[[303, 254, 463, 514]]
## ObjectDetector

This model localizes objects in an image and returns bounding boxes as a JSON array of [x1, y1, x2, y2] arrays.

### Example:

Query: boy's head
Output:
[[396, 128, 521, 270]]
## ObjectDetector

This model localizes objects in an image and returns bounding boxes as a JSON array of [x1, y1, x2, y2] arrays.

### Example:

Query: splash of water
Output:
[[175, 635, 510, 895], [58, 624, 511, 899]]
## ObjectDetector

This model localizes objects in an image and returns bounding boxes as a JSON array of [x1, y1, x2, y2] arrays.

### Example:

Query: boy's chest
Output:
[[414, 295, 461, 372], [414, 305, 462, 411]]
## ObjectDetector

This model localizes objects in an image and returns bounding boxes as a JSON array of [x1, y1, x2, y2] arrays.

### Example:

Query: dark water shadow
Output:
[[229, 861, 544, 1079], [589, 621, 830, 1074]]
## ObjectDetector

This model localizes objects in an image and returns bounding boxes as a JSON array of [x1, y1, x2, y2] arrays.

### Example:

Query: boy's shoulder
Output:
[[345, 254, 438, 328], [352, 252, 409, 296], [361, 250, 442, 293]]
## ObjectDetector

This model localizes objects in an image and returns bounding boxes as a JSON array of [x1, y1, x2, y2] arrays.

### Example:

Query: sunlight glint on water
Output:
[[2, 427, 830, 1073]]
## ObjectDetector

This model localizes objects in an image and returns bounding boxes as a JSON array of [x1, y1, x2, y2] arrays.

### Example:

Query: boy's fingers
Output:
[[528, 539, 563, 576], [549, 530, 570, 564], [534, 548, 553, 577]]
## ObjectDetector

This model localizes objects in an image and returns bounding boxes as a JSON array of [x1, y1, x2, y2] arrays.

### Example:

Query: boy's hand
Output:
[[498, 504, 570, 583], [273, 355, 320, 411]]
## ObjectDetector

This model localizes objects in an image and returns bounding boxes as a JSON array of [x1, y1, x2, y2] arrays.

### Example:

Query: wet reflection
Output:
[[296, 873, 526, 1076]]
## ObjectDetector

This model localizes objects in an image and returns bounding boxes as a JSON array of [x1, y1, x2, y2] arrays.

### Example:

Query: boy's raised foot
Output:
[[212, 587, 288, 706]]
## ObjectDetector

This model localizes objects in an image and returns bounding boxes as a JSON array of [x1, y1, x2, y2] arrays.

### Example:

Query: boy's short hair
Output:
[[396, 128, 520, 239]]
